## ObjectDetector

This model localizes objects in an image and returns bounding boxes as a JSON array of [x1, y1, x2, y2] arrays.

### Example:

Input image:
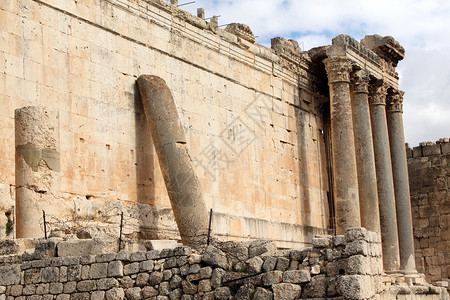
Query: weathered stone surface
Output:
[[77, 280, 97, 292], [275, 257, 289, 271], [338, 275, 374, 300], [324, 56, 361, 234], [90, 263, 108, 279], [130, 251, 147, 262], [262, 257, 277, 272], [345, 227, 370, 242], [96, 253, 116, 263], [253, 287, 273, 300], [36, 283, 49, 294], [57, 240, 104, 257], [272, 283, 301, 300], [169, 288, 183, 299], [97, 278, 119, 290], [163, 269, 173, 281], [0, 265, 21, 285], [182, 280, 197, 294], [262, 271, 283, 286], [198, 279, 212, 292], [136, 273, 150, 287], [246, 256, 263, 273], [67, 265, 82, 281], [214, 286, 232, 299], [159, 281, 170, 296], [149, 272, 164, 286], [235, 283, 255, 300], [188, 254, 202, 265], [202, 246, 228, 269], [248, 240, 276, 258], [10, 285, 23, 296], [63, 281, 76, 293], [312, 237, 331, 248], [48, 283, 63, 294], [347, 255, 369, 275], [108, 261, 124, 277], [34, 240, 57, 259], [125, 287, 141, 300], [211, 268, 226, 288], [142, 286, 159, 298], [91, 291, 105, 300], [282, 270, 311, 283], [345, 240, 369, 256], [123, 262, 140, 275], [105, 287, 125, 300], [138, 75, 209, 249], [302, 274, 327, 298]]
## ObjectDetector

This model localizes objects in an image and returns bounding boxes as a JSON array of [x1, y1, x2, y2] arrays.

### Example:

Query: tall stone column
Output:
[[369, 80, 400, 272], [15, 106, 60, 238], [387, 90, 417, 274], [137, 75, 209, 250], [350, 70, 381, 233], [324, 57, 361, 234]]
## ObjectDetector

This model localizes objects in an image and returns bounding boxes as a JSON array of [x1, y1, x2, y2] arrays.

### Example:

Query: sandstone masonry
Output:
[[407, 138, 450, 284], [1, 228, 447, 300]]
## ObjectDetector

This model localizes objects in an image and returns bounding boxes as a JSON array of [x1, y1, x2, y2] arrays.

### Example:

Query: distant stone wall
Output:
[[1, 228, 447, 300], [407, 138, 450, 283]]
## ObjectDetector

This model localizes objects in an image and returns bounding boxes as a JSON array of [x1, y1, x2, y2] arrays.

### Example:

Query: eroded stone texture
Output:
[[369, 81, 400, 272], [324, 56, 361, 234], [15, 106, 62, 238], [1, 229, 444, 300], [137, 75, 209, 250], [408, 139, 450, 283], [387, 90, 416, 275], [350, 70, 380, 233]]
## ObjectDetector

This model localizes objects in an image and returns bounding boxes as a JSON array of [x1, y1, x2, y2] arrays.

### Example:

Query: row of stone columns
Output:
[[324, 56, 416, 275]]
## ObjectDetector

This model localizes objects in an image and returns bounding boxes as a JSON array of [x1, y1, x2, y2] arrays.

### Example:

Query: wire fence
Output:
[[39, 207, 216, 252]]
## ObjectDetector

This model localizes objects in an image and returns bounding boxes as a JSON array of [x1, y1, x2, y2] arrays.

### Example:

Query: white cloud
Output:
[[182, 0, 450, 145]]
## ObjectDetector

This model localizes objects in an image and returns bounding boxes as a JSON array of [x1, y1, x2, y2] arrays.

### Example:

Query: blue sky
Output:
[[179, 0, 450, 146]]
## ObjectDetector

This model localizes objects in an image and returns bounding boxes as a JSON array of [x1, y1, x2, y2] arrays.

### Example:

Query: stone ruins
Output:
[[407, 139, 450, 284], [0, 0, 449, 299]]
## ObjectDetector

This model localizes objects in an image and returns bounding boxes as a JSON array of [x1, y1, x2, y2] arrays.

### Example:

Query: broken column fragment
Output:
[[137, 75, 209, 249], [15, 106, 61, 238]]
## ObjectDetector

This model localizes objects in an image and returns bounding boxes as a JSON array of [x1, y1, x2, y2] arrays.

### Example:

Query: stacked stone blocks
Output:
[[407, 138, 450, 283], [0, 228, 424, 300]]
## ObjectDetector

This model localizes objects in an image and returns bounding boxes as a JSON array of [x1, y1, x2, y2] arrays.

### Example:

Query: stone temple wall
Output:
[[1, 228, 447, 300], [0, 0, 330, 246], [407, 138, 450, 283]]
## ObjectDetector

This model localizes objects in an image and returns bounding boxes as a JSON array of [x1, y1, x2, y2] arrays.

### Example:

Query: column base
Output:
[[383, 271, 427, 286]]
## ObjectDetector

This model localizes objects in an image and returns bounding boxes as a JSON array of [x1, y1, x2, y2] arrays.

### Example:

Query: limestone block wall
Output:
[[2, 228, 444, 300], [0, 0, 330, 245], [407, 138, 450, 283]]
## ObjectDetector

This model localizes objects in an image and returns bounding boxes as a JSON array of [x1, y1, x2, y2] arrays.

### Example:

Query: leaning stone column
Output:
[[324, 57, 361, 234], [387, 90, 417, 275], [15, 106, 60, 238], [137, 75, 209, 249], [350, 70, 381, 233], [369, 80, 400, 272]]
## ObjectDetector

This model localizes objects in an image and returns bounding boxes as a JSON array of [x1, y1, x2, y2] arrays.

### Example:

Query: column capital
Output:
[[351, 69, 370, 94], [324, 57, 353, 83], [369, 79, 389, 106], [387, 90, 405, 113]]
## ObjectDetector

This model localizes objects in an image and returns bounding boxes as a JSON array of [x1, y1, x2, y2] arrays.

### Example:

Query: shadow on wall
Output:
[[134, 82, 156, 206]]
